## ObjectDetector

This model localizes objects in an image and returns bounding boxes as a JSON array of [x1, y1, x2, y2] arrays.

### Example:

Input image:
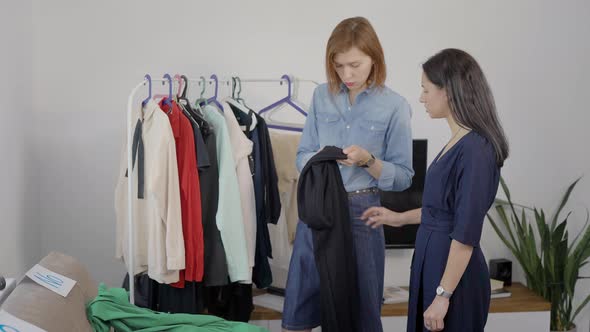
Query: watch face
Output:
[[436, 286, 443, 295]]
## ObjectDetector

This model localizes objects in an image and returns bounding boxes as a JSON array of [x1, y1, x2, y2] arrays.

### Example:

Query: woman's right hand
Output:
[[361, 207, 405, 228]]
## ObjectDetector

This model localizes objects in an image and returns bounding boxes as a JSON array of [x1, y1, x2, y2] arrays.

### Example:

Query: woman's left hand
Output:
[[423, 296, 449, 331], [341, 145, 371, 167]]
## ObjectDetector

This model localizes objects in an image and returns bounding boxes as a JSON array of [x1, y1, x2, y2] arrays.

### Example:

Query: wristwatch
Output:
[[436, 285, 453, 299], [359, 154, 376, 168]]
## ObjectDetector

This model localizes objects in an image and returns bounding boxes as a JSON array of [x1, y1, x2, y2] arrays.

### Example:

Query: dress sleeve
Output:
[[450, 140, 499, 247]]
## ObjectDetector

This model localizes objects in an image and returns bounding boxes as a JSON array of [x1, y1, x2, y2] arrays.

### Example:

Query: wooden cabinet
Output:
[[250, 283, 551, 331]]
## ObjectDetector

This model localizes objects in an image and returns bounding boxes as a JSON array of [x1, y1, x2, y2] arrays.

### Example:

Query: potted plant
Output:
[[487, 177, 590, 331]]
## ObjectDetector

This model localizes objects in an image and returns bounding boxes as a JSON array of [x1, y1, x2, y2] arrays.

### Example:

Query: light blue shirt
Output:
[[296, 83, 414, 192], [202, 105, 250, 283]]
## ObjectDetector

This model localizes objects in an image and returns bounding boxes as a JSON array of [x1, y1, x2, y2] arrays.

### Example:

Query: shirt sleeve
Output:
[[159, 128, 186, 271], [378, 99, 414, 191], [296, 88, 320, 172], [450, 141, 499, 247], [181, 117, 204, 281], [213, 117, 251, 283], [261, 119, 282, 224]]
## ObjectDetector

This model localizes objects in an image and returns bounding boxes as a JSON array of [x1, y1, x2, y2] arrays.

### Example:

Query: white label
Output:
[[0, 310, 47, 332], [25, 264, 76, 298]]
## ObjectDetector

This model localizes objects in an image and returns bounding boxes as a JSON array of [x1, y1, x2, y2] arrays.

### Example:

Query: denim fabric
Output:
[[282, 192, 385, 331], [296, 83, 414, 192]]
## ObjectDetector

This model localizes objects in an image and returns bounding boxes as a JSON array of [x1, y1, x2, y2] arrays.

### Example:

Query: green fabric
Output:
[[86, 283, 268, 332]]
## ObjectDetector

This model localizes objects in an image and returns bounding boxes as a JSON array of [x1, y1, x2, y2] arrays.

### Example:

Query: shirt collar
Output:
[[339, 82, 376, 97], [140, 99, 159, 121], [159, 99, 182, 139]]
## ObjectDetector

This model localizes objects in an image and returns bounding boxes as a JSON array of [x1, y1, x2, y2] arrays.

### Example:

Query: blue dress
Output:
[[407, 131, 500, 332]]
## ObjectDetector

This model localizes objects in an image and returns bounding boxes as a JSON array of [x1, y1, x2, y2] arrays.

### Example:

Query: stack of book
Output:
[[490, 278, 512, 299], [383, 285, 410, 304]]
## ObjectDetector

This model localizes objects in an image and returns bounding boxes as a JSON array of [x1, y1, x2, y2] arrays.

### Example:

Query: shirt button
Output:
[[370, 125, 375, 130], [346, 125, 350, 129]]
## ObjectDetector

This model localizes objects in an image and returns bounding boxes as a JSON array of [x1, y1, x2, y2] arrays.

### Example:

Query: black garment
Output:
[[253, 113, 281, 226], [250, 115, 281, 289], [193, 121, 210, 170], [297, 146, 359, 332], [178, 99, 211, 169], [149, 281, 205, 314], [227, 101, 253, 137], [179, 97, 228, 286], [200, 123, 229, 286], [226, 101, 255, 175], [124, 119, 144, 198], [122, 274, 205, 314], [122, 273, 150, 308], [231, 104, 282, 289], [206, 283, 253, 323]]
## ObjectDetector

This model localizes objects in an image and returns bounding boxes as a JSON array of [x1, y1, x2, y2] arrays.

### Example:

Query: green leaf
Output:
[[500, 176, 511, 201], [553, 219, 567, 247], [521, 209, 528, 239], [496, 205, 519, 251], [495, 198, 534, 211], [569, 209, 589, 254], [551, 177, 581, 230], [487, 213, 516, 253], [488, 176, 590, 329], [534, 208, 549, 259], [571, 292, 590, 323]]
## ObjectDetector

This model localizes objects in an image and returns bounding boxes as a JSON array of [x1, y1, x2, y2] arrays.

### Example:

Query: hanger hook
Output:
[[210, 74, 219, 100], [236, 76, 242, 100], [231, 77, 237, 99], [180, 75, 189, 98], [199, 76, 206, 99], [173, 74, 183, 98], [142, 74, 152, 106], [281, 74, 292, 99], [163, 74, 172, 100]]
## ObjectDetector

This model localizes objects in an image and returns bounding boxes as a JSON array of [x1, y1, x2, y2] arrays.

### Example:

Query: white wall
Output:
[[0, 1, 38, 279], [30, 0, 590, 329]]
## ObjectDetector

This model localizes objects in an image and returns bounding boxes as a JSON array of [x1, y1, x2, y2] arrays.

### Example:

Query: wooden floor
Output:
[[250, 282, 550, 321]]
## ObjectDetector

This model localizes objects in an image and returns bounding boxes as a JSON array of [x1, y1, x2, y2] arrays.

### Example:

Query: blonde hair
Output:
[[325, 17, 386, 94]]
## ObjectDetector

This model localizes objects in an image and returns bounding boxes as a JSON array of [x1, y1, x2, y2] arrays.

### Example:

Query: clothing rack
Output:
[[192, 78, 319, 85], [125, 74, 316, 305]]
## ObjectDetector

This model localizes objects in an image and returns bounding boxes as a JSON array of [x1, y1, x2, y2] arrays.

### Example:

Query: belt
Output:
[[347, 187, 379, 197]]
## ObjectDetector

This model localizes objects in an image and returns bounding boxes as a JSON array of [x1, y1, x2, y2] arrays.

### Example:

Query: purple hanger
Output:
[[206, 74, 224, 111], [258, 75, 307, 132], [141, 74, 152, 107], [162, 74, 173, 108]]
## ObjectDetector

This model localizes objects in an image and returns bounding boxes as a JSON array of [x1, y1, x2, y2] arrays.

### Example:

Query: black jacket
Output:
[[297, 146, 359, 332]]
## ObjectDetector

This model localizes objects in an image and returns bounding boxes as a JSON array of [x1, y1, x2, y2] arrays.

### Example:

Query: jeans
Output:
[[282, 191, 385, 331]]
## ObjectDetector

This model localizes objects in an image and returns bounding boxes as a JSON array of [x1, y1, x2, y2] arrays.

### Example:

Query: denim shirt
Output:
[[296, 83, 414, 192]]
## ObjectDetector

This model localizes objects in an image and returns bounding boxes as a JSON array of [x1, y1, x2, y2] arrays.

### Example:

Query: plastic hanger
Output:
[[161, 74, 173, 110], [204, 74, 224, 111], [258, 74, 306, 132], [141, 74, 152, 107]]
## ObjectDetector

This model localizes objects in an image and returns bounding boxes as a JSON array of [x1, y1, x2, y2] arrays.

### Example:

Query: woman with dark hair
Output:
[[362, 48, 509, 332]]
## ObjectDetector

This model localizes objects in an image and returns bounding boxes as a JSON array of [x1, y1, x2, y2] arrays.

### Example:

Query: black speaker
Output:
[[489, 259, 512, 286]]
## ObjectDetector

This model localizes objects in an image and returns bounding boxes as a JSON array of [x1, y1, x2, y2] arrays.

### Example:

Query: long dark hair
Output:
[[423, 48, 509, 166]]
